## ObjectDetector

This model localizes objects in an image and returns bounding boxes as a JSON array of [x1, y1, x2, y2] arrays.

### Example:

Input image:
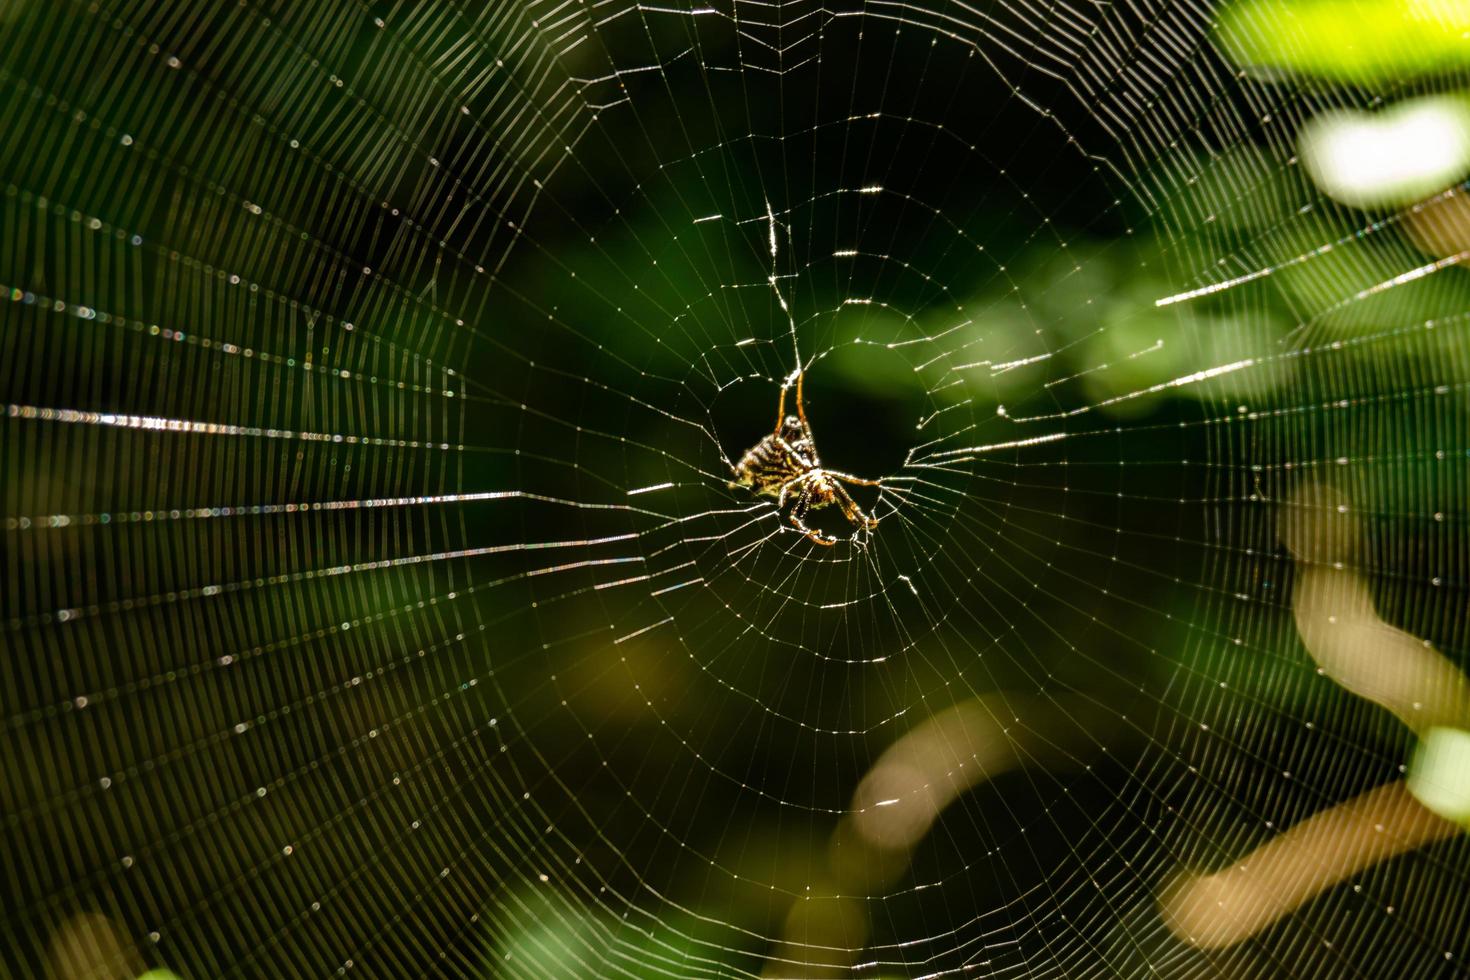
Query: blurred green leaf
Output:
[[1217, 0, 1470, 82], [1408, 727, 1470, 825]]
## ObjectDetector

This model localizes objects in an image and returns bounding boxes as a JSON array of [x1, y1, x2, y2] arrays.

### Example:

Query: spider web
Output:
[[1, 1, 1468, 978]]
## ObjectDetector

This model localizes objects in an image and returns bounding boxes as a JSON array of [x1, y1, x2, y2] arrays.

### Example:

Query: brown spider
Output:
[[731, 372, 882, 546]]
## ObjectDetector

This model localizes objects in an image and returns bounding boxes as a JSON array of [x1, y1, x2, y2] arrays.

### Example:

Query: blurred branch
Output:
[[1161, 479, 1468, 950], [1161, 780, 1459, 949], [763, 694, 1112, 976]]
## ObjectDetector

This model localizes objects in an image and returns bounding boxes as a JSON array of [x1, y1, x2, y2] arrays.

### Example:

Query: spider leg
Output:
[[829, 479, 879, 531], [824, 469, 883, 488], [773, 370, 808, 431], [787, 480, 838, 546], [777, 475, 800, 510]]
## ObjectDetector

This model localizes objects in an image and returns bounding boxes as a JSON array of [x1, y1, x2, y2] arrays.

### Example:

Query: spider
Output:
[[731, 371, 882, 546]]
